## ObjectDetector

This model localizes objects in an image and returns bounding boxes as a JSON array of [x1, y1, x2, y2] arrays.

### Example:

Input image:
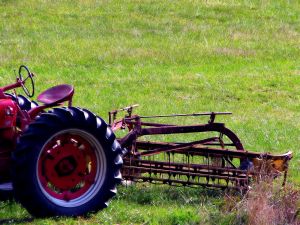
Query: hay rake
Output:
[[110, 105, 292, 190]]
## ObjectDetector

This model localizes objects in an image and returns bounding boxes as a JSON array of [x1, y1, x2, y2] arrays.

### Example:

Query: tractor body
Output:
[[0, 66, 122, 217], [0, 98, 18, 178]]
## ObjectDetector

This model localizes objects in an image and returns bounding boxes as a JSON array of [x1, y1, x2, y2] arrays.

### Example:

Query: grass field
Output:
[[0, 0, 299, 224]]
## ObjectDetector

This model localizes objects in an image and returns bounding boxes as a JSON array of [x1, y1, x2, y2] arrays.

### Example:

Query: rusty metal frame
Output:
[[109, 106, 292, 190]]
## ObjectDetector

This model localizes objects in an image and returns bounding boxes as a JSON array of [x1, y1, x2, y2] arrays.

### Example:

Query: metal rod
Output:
[[123, 175, 244, 190], [139, 112, 232, 119], [137, 137, 219, 156], [123, 159, 259, 177], [122, 165, 248, 181]]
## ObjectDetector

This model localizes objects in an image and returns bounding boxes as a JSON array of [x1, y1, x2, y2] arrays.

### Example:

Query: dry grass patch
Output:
[[214, 47, 256, 57], [222, 180, 300, 225]]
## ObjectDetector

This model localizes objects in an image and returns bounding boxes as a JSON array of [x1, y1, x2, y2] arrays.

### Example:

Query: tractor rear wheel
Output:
[[12, 107, 123, 217]]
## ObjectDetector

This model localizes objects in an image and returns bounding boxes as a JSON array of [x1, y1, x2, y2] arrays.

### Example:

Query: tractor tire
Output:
[[5, 93, 38, 111], [12, 107, 123, 217]]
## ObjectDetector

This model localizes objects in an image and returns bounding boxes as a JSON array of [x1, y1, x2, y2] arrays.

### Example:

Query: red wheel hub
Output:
[[38, 133, 98, 200], [44, 143, 86, 189]]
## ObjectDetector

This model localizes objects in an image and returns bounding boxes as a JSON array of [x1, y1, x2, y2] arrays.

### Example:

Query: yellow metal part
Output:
[[251, 151, 292, 180]]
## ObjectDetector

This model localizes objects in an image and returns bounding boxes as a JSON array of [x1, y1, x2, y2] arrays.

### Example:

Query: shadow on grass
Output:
[[0, 217, 33, 224], [117, 183, 228, 205], [0, 200, 33, 224]]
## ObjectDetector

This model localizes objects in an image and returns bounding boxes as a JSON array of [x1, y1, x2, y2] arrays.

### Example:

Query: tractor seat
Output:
[[37, 84, 74, 105]]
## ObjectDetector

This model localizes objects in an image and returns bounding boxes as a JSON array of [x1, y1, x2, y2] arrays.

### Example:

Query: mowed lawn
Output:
[[0, 0, 299, 224]]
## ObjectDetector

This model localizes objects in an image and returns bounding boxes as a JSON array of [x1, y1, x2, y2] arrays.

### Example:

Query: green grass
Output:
[[0, 0, 299, 224]]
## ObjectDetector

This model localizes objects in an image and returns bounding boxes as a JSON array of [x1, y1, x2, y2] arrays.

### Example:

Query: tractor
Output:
[[0, 66, 292, 217], [0, 66, 122, 217]]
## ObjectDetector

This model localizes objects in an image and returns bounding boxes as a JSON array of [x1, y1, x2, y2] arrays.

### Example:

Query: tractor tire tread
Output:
[[12, 107, 123, 217]]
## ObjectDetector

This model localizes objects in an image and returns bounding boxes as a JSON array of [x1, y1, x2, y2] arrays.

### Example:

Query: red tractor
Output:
[[0, 66, 292, 218], [0, 66, 123, 217]]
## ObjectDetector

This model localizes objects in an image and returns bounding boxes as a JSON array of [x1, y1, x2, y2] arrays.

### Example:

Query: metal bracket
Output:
[[208, 112, 216, 124], [109, 104, 139, 126]]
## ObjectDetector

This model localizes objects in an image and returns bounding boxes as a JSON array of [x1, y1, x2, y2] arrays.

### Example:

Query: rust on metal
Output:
[[109, 105, 293, 190]]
